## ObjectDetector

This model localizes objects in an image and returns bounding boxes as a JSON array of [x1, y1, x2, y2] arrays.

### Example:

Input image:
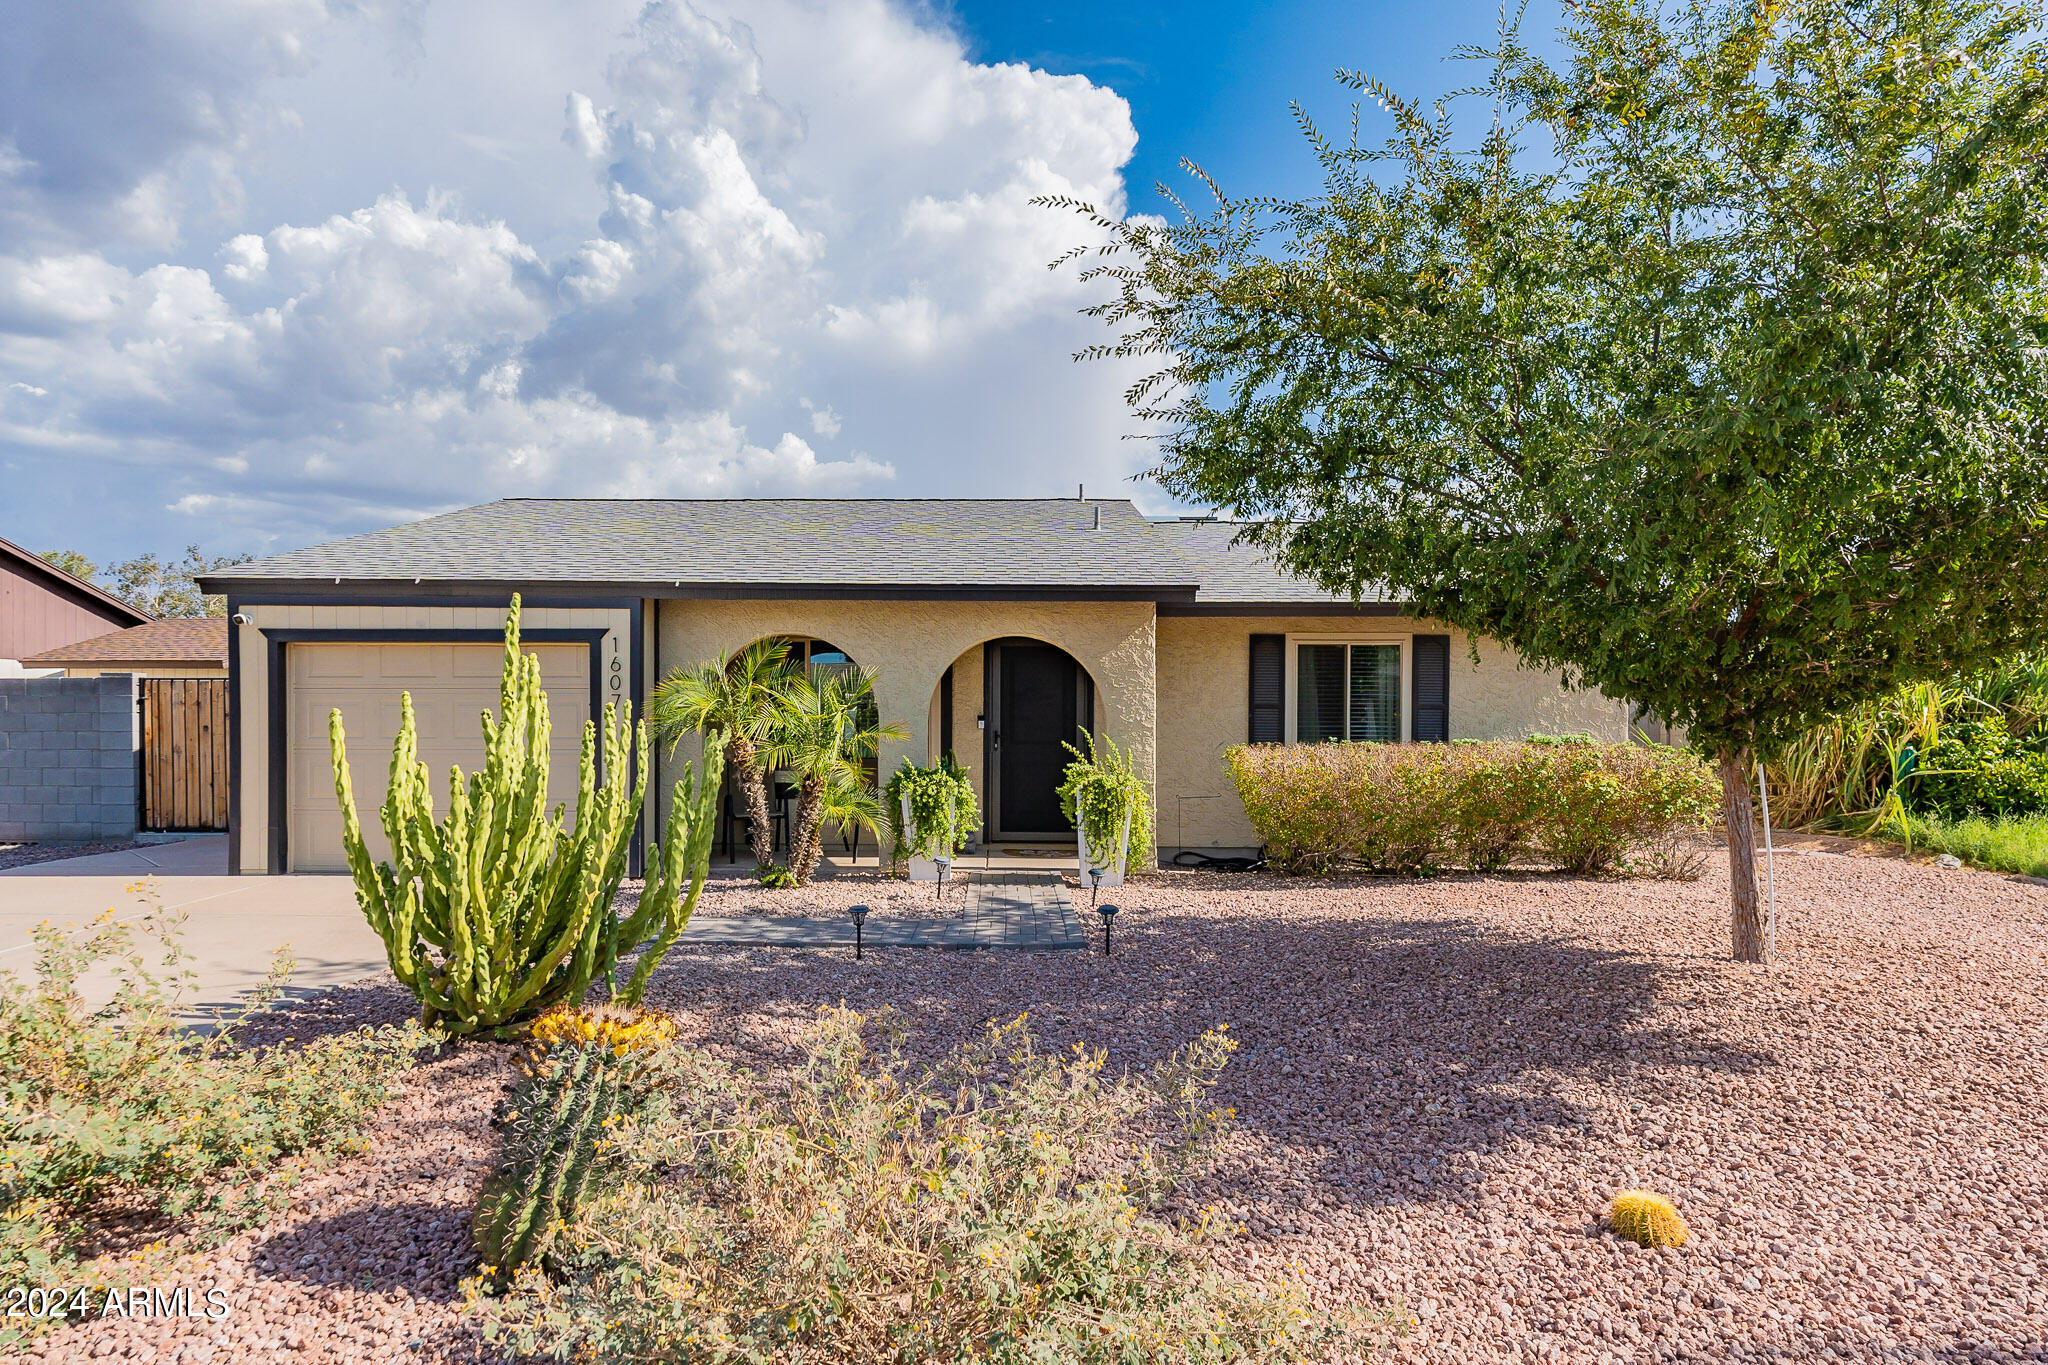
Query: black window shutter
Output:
[[939, 665, 954, 759], [1412, 634, 1450, 742], [1248, 634, 1285, 743]]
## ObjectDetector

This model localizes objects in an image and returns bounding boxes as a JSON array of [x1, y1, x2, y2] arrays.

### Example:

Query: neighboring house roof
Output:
[[1152, 519, 1395, 605], [199, 497, 1389, 608], [0, 540, 152, 634], [21, 618, 228, 669]]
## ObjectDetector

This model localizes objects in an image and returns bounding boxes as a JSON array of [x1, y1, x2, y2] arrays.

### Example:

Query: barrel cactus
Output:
[[474, 1005, 676, 1277], [1609, 1189, 1690, 1247], [329, 595, 724, 1036]]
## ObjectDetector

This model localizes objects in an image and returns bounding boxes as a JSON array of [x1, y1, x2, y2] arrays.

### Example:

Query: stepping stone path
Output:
[[677, 870, 1084, 950]]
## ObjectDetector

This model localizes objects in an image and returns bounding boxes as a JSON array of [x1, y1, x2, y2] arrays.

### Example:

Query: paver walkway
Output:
[[678, 871, 1085, 950]]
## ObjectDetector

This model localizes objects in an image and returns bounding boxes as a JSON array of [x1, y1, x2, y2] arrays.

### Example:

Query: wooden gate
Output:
[[141, 678, 230, 831]]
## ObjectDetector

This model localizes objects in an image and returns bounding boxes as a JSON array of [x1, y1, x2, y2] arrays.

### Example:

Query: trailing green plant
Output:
[[884, 755, 978, 864], [331, 595, 723, 1038], [0, 891, 424, 1310], [762, 665, 906, 885], [474, 1004, 677, 1279], [1058, 730, 1154, 873], [1225, 741, 1717, 876], [468, 1009, 1379, 1363]]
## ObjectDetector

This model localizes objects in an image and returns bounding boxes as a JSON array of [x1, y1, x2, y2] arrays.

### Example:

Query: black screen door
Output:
[[992, 642, 1081, 836]]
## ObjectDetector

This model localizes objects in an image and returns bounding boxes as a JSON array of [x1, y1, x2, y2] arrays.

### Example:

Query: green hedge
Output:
[[1224, 741, 1718, 876]]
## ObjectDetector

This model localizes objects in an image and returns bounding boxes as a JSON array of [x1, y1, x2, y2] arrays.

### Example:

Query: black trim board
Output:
[[226, 596, 242, 876], [208, 580, 1199, 605], [262, 627, 611, 875], [1158, 601, 1407, 617]]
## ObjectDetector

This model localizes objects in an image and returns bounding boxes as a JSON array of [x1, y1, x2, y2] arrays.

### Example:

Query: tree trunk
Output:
[[728, 736, 776, 868], [1717, 748, 1770, 963], [788, 776, 826, 885]]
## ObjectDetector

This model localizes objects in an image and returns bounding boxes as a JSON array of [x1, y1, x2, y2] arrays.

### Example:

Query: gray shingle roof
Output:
[[1154, 520, 1392, 604], [210, 499, 1199, 590], [205, 498, 1385, 605]]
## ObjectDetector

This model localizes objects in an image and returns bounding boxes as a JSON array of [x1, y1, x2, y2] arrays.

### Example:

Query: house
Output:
[[0, 535, 150, 675], [20, 618, 228, 678], [199, 497, 1630, 875]]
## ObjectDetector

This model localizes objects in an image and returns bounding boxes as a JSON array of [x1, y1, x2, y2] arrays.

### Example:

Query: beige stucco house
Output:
[[201, 497, 1628, 875]]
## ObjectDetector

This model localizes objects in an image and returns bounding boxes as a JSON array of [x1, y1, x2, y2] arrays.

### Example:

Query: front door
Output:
[[987, 641, 1088, 838]]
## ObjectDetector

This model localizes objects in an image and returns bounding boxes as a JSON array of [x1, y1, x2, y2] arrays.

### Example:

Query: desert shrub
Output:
[[1225, 741, 1716, 876], [0, 895, 424, 1297], [470, 1010, 1369, 1364], [1917, 713, 2048, 820]]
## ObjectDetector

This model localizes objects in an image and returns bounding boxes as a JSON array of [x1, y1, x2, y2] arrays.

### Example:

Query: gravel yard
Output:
[[0, 839, 144, 871], [30, 853, 2048, 1364]]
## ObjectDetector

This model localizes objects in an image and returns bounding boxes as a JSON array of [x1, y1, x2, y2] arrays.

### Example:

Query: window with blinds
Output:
[[1295, 642, 1401, 742]]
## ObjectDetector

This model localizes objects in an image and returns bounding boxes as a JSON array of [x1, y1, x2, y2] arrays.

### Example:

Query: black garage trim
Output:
[[264, 627, 611, 875], [226, 596, 242, 877]]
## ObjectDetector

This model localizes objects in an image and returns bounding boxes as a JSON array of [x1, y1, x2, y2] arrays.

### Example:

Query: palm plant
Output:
[[820, 770, 886, 866], [762, 666, 906, 884], [650, 639, 796, 871]]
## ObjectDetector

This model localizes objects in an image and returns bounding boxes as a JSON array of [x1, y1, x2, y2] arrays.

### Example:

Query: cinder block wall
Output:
[[0, 674, 139, 842]]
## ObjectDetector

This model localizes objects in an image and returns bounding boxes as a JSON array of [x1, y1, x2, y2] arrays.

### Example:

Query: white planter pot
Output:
[[902, 795, 954, 882], [1076, 806, 1133, 891]]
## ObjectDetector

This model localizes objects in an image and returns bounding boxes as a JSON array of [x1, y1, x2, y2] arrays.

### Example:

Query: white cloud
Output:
[[0, 0, 1157, 558]]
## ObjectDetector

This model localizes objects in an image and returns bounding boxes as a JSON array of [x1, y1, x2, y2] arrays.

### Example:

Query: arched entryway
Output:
[[931, 637, 1098, 843]]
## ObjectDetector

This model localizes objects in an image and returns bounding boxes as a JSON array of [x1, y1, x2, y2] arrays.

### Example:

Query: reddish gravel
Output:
[[31, 853, 2048, 1364], [0, 840, 144, 870]]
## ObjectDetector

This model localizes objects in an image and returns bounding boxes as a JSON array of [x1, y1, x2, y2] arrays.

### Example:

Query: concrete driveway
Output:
[[0, 835, 389, 1021]]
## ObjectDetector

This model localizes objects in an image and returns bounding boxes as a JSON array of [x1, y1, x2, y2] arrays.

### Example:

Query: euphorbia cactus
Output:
[[330, 595, 722, 1036]]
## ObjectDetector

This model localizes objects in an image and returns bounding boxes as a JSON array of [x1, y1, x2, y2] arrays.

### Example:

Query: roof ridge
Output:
[[492, 496, 1144, 505]]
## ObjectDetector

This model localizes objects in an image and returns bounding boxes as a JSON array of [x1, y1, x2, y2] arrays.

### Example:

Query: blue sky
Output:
[[0, 0, 1552, 566], [948, 0, 1540, 212]]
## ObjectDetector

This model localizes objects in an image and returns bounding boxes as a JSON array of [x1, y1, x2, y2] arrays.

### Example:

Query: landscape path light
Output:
[[849, 903, 870, 960], [1097, 903, 1119, 956]]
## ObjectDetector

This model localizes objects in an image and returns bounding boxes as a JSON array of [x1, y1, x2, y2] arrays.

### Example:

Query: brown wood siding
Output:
[[0, 557, 139, 660], [142, 678, 229, 831]]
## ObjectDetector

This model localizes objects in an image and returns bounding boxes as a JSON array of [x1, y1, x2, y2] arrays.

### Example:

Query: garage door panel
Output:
[[287, 641, 590, 873]]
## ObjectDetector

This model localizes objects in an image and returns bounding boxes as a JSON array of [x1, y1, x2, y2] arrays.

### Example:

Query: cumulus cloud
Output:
[[0, 0, 1157, 557]]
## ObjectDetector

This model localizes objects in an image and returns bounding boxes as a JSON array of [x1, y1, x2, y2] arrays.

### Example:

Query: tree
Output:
[[109, 546, 251, 618], [1051, 0, 2048, 961], [38, 545, 250, 617], [762, 666, 905, 885], [649, 639, 796, 871], [38, 550, 97, 584]]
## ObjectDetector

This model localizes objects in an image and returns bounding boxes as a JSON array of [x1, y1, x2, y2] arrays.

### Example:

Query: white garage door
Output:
[[288, 641, 590, 873]]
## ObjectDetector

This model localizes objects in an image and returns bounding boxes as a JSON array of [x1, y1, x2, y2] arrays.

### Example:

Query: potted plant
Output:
[[1058, 733, 1153, 893], [886, 757, 978, 882]]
